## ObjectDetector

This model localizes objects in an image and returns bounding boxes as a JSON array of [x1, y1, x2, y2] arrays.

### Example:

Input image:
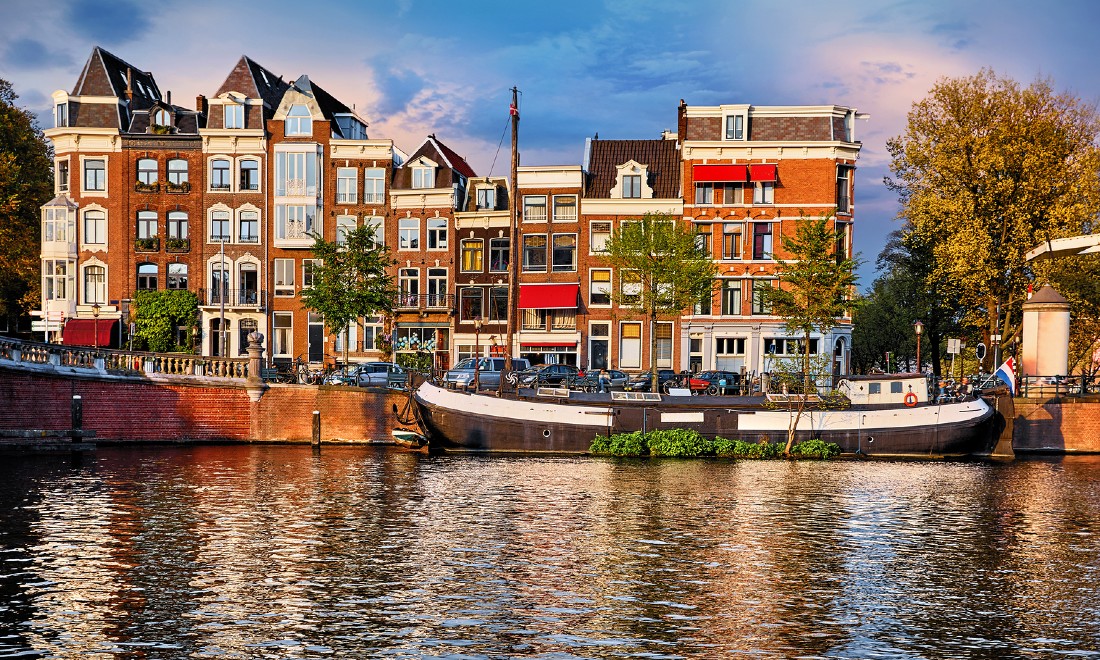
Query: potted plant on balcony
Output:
[[166, 180, 190, 193], [134, 237, 159, 251], [134, 180, 159, 193], [165, 237, 190, 252]]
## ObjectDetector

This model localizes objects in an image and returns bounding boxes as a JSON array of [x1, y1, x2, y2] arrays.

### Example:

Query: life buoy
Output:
[[904, 392, 918, 407]]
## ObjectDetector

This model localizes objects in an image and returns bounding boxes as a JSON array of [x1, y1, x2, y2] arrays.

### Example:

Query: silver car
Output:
[[444, 357, 531, 390], [353, 362, 406, 388]]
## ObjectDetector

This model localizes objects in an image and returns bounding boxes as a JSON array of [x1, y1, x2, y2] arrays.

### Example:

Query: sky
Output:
[[3, 0, 1099, 287]]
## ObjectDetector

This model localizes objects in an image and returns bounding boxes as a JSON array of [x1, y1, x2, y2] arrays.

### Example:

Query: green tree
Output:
[[886, 69, 1100, 357], [0, 79, 53, 327], [131, 290, 198, 353], [300, 224, 396, 367], [759, 213, 857, 454], [603, 212, 717, 392]]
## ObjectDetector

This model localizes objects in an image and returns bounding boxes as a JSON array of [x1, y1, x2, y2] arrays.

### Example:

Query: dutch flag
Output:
[[995, 357, 1016, 395]]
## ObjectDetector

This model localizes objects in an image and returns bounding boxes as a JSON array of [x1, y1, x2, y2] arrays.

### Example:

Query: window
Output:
[[285, 104, 312, 136], [167, 263, 188, 290], [721, 280, 742, 315], [83, 159, 105, 192], [210, 264, 228, 304], [752, 223, 772, 260], [753, 181, 774, 204], [426, 268, 447, 307], [57, 160, 69, 193], [553, 195, 577, 222], [167, 211, 188, 240], [211, 159, 231, 190], [835, 221, 851, 260], [522, 308, 546, 331], [461, 239, 484, 272], [476, 187, 496, 210], [136, 159, 157, 186], [696, 231, 711, 258], [42, 259, 72, 300], [365, 217, 384, 246], [752, 279, 772, 315], [552, 234, 577, 272], [44, 206, 72, 243], [364, 168, 385, 203], [137, 211, 157, 239], [837, 165, 852, 214], [716, 337, 746, 355], [489, 287, 508, 322], [523, 196, 547, 222], [522, 234, 547, 272], [623, 175, 641, 198], [302, 259, 318, 288], [210, 210, 230, 242], [620, 322, 642, 369], [551, 309, 576, 331], [225, 102, 244, 129], [725, 114, 745, 140], [489, 238, 509, 272], [591, 222, 611, 253], [427, 217, 448, 250], [83, 210, 105, 245], [239, 160, 260, 191], [398, 268, 419, 305], [167, 159, 188, 187], [590, 269, 611, 306], [412, 166, 435, 189], [239, 211, 258, 243], [83, 265, 106, 304], [154, 109, 170, 127], [868, 382, 881, 395], [695, 183, 714, 205], [337, 167, 357, 204], [722, 223, 743, 260], [274, 258, 295, 296], [336, 216, 356, 245], [621, 270, 641, 305], [275, 150, 319, 196], [137, 263, 158, 290], [55, 102, 68, 128], [275, 205, 315, 240], [460, 287, 483, 320], [273, 313, 292, 357], [656, 323, 673, 368], [398, 217, 420, 250]]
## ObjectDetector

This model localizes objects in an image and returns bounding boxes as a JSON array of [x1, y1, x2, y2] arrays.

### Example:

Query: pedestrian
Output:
[[957, 377, 971, 400], [599, 368, 611, 393]]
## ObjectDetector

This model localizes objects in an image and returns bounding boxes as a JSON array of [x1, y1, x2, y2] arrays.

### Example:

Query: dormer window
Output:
[[285, 104, 312, 136], [225, 102, 244, 129], [725, 113, 746, 140], [611, 161, 652, 199], [55, 103, 68, 128], [412, 166, 435, 189], [476, 187, 496, 210], [623, 175, 641, 198], [154, 109, 170, 128]]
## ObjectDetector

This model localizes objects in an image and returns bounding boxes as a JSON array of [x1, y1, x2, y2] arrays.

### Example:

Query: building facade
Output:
[[40, 47, 863, 379]]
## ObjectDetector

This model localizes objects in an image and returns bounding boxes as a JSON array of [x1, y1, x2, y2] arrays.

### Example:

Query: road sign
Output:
[[31, 321, 62, 332], [947, 338, 961, 354]]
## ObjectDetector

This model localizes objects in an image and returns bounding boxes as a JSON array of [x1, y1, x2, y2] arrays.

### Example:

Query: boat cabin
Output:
[[836, 374, 930, 405]]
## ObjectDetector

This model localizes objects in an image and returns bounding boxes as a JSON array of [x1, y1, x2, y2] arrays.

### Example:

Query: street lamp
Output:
[[473, 318, 483, 391], [913, 320, 924, 373], [92, 303, 101, 350]]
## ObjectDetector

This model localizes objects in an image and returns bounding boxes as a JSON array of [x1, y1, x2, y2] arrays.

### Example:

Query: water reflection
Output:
[[0, 448, 1098, 658]]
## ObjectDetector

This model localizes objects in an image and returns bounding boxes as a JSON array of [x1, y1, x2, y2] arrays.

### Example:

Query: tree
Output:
[[0, 79, 53, 328], [131, 290, 198, 353], [603, 212, 717, 392], [886, 70, 1100, 363], [758, 213, 858, 454], [300, 224, 396, 368]]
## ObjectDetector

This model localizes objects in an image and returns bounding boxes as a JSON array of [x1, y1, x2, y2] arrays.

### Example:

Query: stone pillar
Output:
[[245, 331, 267, 402], [1021, 285, 1070, 379]]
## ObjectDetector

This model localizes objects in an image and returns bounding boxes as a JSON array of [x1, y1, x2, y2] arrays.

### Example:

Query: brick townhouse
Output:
[[40, 46, 864, 378]]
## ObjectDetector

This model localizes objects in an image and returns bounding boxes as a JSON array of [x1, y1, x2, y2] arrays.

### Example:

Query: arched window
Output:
[[83, 265, 106, 304], [167, 263, 188, 289], [137, 263, 158, 290], [211, 158, 231, 191], [285, 104, 312, 136], [137, 158, 157, 185], [239, 159, 260, 191], [154, 109, 170, 127]]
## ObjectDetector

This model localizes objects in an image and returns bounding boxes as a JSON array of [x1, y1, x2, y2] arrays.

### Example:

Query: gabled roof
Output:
[[584, 138, 681, 199], [407, 134, 477, 178], [73, 46, 159, 111], [214, 55, 288, 111]]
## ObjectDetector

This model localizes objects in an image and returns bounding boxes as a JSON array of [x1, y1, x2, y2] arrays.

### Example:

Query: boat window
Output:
[[868, 383, 881, 394], [891, 382, 904, 393]]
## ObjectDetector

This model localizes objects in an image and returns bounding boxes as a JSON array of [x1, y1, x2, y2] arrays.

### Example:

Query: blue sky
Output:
[[3, 0, 1099, 286]]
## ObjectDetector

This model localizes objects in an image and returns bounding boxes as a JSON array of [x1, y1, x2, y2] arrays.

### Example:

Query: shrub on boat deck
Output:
[[589, 431, 649, 456], [647, 429, 713, 457], [591, 431, 839, 459], [715, 438, 783, 459]]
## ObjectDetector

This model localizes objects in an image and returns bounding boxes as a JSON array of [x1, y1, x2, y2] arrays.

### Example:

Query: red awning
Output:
[[521, 342, 577, 347], [62, 318, 118, 347], [749, 164, 777, 182], [693, 164, 748, 183], [518, 284, 579, 309]]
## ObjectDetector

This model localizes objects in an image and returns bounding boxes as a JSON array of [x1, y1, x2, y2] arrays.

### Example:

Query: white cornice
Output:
[[517, 165, 584, 188], [390, 188, 455, 209], [681, 142, 862, 160], [581, 198, 683, 216], [684, 104, 857, 118], [454, 210, 511, 229], [330, 140, 393, 160]]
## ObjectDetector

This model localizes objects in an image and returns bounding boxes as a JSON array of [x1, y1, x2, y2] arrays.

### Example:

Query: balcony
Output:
[[134, 237, 160, 252], [165, 238, 190, 253], [203, 288, 267, 309], [336, 191, 357, 204], [393, 293, 455, 312], [363, 192, 385, 204]]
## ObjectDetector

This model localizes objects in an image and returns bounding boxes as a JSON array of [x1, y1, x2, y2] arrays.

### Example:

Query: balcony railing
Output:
[[363, 192, 385, 204], [394, 293, 455, 311], [336, 191, 357, 204], [203, 288, 267, 308]]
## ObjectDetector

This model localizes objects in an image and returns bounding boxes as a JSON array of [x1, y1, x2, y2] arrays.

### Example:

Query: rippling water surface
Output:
[[0, 446, 1098, 658]]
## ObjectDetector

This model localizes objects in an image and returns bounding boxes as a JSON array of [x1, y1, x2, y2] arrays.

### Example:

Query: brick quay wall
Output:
[[0, 367, 405, 444], [1012, 398, 1100, 453]]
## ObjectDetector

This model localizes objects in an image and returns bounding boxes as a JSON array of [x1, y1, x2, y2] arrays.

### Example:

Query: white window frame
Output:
[[398, 217, 420, 250], [523, 195, 547, 222], [272, 312, 293, 357], [426, 216, 448, 250], [590, 221, 611, 254], [55, 158, 70, 194], [365, 216, 384, 246], [83, 262, 108, 303], [225, 102, 244, 130], [209, 209, 231, 242], [285, 104, 312, 136], [82, 207, 106, 248], [589, 269, 612, 307], [81, 157, 107, 195], [552, 233, 577, 272], [364, 168, 385, 203], [753, 181, 774, 205], [238, 209, 259, 243], [336, 215, 356, 245], [552, 195, 577, 222], [725, 113, 746, 140], [238, 158, 261, 192], [274, 259, 295, 297], [412, 166, 435, 189], [210, 157, 232, 191], [336, 167, 357, 204]]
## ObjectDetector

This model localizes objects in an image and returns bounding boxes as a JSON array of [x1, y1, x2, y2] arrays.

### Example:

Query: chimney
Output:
[[196, 94, 208, 115], [125, 67, 133, 102], [166, 90, 171, 106]]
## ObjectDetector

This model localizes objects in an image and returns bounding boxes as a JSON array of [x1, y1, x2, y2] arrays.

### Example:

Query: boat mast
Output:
[[501, 87, 520, 395]]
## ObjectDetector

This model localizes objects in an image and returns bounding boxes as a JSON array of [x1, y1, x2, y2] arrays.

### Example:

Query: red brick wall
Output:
[[0, 368, 404, 444], [1013, 399, 1100, 453]]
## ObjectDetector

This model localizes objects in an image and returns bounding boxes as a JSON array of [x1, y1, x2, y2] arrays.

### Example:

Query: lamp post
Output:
[[473, 318, 483, 391], [913, 320, 924, 373], [92, 303, 101, 350]]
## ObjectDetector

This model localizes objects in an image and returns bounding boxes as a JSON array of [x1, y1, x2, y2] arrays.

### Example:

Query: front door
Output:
[[308, 312, 324, 363]]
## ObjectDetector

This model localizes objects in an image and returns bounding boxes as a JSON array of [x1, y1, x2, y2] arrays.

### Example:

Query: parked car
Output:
[[689, 370, 743, 395], [354, 362, 406, 388], [624, 369, 677, 392], [444, 357, 531, 390], [605, 369, 629, 390], [517, 363, 581, 387]]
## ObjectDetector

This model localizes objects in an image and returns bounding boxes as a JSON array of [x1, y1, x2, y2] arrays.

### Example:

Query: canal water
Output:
[[0, 447, 1097, 659]]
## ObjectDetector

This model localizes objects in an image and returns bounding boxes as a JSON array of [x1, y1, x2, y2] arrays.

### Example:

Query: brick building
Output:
[[40, 47, 864, 379]]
